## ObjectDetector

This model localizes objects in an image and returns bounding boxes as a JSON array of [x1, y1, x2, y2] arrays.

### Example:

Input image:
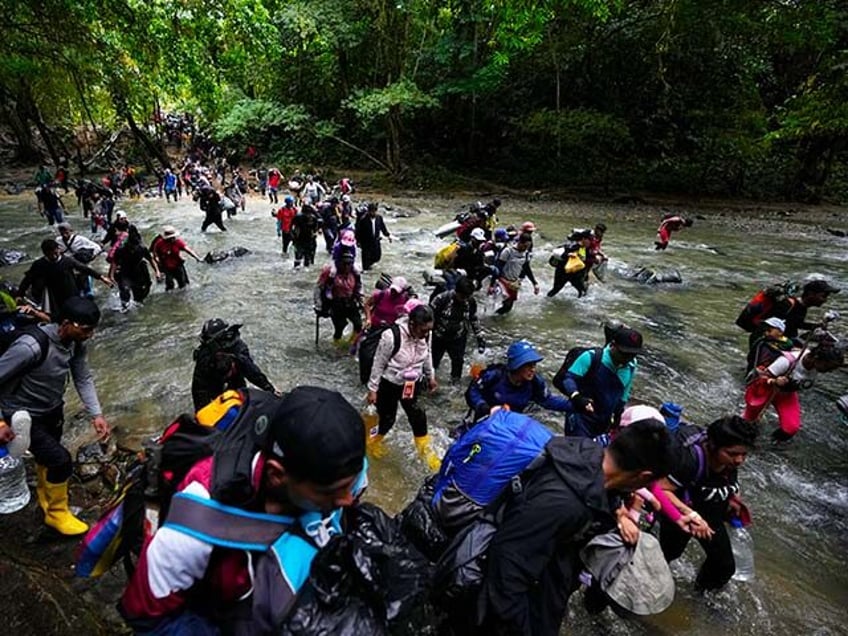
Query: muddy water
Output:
[[1, 190, 846, 635]]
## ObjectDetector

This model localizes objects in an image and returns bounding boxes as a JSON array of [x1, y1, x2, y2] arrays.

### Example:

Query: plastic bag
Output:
[[281, 503, 433, 636], [397, 476, 450, 563]]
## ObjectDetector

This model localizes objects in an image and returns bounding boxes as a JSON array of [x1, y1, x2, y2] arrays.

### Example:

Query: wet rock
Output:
[[4, 183, 24, 195], [826, 228, 846, 238]]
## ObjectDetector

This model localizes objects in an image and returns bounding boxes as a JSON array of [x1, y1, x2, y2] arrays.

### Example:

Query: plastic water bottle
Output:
[[729, 517, 755, 581], [0, 445, 31, 514], [470, 350, 486, 380], [6, 411, 32, 457], [361, 405, 379, 442]]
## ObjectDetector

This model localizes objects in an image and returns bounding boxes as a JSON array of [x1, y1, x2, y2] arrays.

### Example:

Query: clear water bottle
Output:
[[729, 516, 755, 581], [6, 411, 32, 457], [0, 445, 31, 514]]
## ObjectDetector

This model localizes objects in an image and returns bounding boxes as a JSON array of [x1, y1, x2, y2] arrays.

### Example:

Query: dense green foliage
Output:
[[1, 0, 846, 201]]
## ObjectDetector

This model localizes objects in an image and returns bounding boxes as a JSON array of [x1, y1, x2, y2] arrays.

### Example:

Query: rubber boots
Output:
[[43, 479, 89, 536], [414, 435, 442, 472], [367, 433, 388, 459], [35, 464, 49, 513]]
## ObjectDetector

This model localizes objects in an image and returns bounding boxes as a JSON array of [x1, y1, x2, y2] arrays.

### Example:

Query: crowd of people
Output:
[[0, 156, 844, 636]]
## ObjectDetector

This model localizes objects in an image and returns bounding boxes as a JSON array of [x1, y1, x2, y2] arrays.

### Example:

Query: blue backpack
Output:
[[431, 409, 553, 532]]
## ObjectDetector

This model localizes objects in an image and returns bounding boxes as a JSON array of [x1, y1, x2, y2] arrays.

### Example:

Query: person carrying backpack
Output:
[[490, 232, 539, 315], [554, 327, 642, 439], [314, 253, 363, 345], [656, 416, 758, 591], [546, 229, 593, 298], [466, 340, 569, 421], [366, 302, 439, 470], [742, 343, 844, 442], [119, 386, 368, 634], [442, 416, 671, 635], [151, 226, 201, 291], [430, 276, 485, 382], [363, 276, 412, 330], [191, 319, 280, 411], [0, 297, 110, 535]]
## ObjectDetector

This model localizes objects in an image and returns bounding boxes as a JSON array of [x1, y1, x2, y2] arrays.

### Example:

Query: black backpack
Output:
[[357, 324, 401, 385], [0, 324, 51, 377], [552, 346, 603, 391]]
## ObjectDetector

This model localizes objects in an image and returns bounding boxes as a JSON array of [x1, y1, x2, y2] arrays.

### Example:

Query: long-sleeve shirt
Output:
[[496, 246, 537, 285], [430, 290, 482, 341], [0, 323, 102, 416], [367, 318, 433, 392], [18, 255, 102, 313], [466, 365, 570, 418]]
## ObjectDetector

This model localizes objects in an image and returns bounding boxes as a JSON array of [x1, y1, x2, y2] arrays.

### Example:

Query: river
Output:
[[1, 189, 846, 635]]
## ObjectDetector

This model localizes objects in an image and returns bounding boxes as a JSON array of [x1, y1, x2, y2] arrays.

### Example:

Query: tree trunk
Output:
[[386, 107, 402, 174], [113, 93, 170, 170], [0, 89, 41, 163]]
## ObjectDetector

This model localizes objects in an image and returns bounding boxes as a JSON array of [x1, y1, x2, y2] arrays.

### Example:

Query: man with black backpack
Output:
[[554, 327, 642, 440], [191, 318, 280, 410], [120, 386, 368, 634], [445, 416, 671, 635], [0, 297, 110, 536]]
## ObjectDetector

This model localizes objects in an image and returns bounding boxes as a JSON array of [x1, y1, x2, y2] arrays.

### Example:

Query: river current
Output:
[[1, 190, 846, 635]]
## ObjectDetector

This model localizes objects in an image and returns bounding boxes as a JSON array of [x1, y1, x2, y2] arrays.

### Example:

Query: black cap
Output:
[[613, 327, 643, 354], [803, 279, 840, 295], [268, 386, 365, 485], [59, 297, 101, 326]]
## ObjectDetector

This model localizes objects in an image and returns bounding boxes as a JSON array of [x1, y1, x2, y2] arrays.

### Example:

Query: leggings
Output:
[[742, 390, 801, 436], [432, 334, 467, 380], [376, 377, 428, 437]]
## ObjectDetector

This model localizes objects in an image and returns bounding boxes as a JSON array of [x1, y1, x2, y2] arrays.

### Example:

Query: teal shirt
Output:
[[568, 345, 637, 401]]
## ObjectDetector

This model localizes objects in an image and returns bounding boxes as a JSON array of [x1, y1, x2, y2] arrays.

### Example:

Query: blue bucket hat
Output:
[[507, 340, 543, 371]]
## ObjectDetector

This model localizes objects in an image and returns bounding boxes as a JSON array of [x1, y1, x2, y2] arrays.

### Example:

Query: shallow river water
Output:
[[1, 189, 846, 635]]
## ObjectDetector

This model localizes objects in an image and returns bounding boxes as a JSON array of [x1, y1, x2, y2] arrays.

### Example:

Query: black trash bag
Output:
[[281, 503, 433, 636], [396, 476, 450, 563]]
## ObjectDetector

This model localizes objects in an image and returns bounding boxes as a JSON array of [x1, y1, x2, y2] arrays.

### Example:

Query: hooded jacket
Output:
[[480, 437, 616, 636]]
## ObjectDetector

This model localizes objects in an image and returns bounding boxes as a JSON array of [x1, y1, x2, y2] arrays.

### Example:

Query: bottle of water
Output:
[[729, 516, 755, 581], [361, 404, 379, 442], [0, 445, 31, 514], [6, 411, 32, 457]]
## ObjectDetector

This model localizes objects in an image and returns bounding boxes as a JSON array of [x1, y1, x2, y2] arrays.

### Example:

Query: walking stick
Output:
[[314, 313, 320, 350]]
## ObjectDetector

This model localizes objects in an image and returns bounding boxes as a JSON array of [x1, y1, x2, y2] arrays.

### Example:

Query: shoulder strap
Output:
[[8, 326, 50, 373], [587, 347, 604, 378], [390, 323, 402, 357]]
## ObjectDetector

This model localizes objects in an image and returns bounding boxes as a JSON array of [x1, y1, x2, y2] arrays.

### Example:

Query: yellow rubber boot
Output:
[[35, 464, 49, 513], [414, 435, 442, 472], [367, 434, 388, 459], [43, 480, 89, 536]]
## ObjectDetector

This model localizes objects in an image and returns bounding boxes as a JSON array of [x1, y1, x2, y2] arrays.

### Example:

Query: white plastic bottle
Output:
[[0, 445, 31, 514], [6, 411, 32, 457], [729, 517, 755, 581]]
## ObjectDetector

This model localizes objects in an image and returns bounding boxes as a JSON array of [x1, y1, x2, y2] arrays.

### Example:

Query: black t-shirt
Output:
[[114, 243, 151, 276]]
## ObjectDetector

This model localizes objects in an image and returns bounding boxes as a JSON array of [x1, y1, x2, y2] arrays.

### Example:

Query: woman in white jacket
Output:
[[366, 301, 440, 470]]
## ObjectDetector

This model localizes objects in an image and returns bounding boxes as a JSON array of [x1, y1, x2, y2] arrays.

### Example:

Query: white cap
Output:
[[162, 225, 179, 239], [115, 210, 128, 220], [763, 317, 786, 332], [470, 227, 486, 241]]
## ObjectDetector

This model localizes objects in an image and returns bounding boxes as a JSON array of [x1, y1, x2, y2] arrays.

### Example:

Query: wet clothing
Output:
[[547, 244, 588, 298], [431, 289, 483, 380], [275, 204, 297, 254], [452, 242, 490, 286], [655, 215, 686, 250], [367, 289, 408, 328], [660, 431, 738, 590], [291, 209, 319, 267], [60, 233, 102, 264], [152, 237, 192, 290], [191, 338, 276, 410], [368, 318, 433, 437], [315, 265, 363, 340], [199, 190, 226, 232], [18, 254, 102, 313], [355, 214, 390, 270], [746, 334, 793, 373], [0, 324, 102, 483], [466, 364, 570, 421], [469, 437, 616, 636], [112, 241, 154, 306], [742, 349, 812, 436], [557, 346, 636, 438], [41, 189, 64, 225]]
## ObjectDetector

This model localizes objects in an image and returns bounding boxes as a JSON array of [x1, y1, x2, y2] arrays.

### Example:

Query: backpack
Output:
[[357, 324, 401, 385], [552, 346, 604, 392], [75, 388, 281, 578], [0, 325, 51, 376], [431, 409, 553, 532], [674, 424, 708, 484], [434, 242, 459, 269], [735, 281, 798, 332]]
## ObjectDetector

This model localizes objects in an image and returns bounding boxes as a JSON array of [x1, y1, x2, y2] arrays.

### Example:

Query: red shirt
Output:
[[276, 205, 296, 232], [154, 237, 187, 270], [268, 170, 282, 189]]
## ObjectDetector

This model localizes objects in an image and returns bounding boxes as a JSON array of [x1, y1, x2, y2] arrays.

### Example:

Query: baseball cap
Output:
[[613, 328, 643, 354], [619, 405, 664, 428], [389, 276, 409, 293], [268, 386, 365, 485], [763, 317, 786, 332], [803, 279, 840, 295], [115, 210, 128, 220], [59, 297, 101, 327], [470, 227, 486, 241]]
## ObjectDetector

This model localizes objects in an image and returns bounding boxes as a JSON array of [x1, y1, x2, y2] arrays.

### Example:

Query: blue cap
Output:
[[660, 401, 683, 432], [507, 340, 543, 371]]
